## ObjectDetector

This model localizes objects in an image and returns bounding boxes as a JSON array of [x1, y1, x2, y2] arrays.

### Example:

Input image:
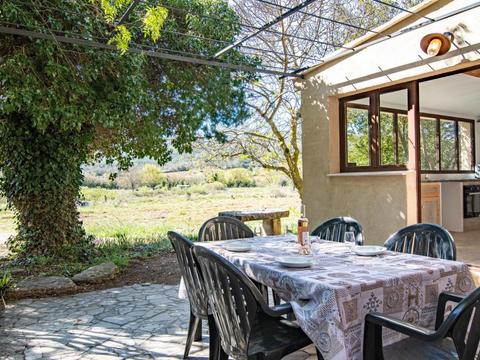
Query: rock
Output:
[[13, 276, 77, 298], [72, 262, 118, 285]]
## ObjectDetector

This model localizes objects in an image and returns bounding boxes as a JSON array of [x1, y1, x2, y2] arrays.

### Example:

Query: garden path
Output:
[[0, 284, 316, 359]]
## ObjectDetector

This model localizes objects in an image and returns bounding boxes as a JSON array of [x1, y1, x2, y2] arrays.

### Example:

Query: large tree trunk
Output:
[[0, 114, 93, 259]]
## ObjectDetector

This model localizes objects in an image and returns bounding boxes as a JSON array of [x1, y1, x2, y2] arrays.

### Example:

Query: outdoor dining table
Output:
[[197, 235, 475, 360]]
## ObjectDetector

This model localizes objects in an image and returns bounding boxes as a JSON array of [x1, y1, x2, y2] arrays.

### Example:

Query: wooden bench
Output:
[[218, 209, 290, 236]]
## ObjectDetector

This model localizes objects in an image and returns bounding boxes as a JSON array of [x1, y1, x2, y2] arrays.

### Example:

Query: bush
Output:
[[185, 181, 226, 195], [220, 168, 256, 188], [83, 174, 118, 189], [140, 164, 164, 188], [187, 184, 208, 195], [164, 172, 205, 188], [116, 168, 142, 190]]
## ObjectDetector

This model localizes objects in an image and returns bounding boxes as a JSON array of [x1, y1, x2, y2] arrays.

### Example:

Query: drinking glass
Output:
[[344, 231, 356, 251]]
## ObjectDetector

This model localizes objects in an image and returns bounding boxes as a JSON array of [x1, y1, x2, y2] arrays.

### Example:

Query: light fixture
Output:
[[420, 32, 453, 56]]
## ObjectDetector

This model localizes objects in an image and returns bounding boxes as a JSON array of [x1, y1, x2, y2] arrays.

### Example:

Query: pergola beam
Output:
[[214, 0, 318, 58], [0, 25, 302, 77]]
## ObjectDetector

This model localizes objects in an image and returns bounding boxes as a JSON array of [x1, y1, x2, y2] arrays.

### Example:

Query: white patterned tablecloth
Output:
[[198, 235, 474, 360]]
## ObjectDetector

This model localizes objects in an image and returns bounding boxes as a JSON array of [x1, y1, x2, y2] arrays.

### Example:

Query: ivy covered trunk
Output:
[[0, 115, 93, 259]]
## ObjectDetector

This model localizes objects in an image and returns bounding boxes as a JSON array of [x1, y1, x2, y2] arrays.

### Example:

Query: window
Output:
[[440, 119, 457, 171], [345, 98, 370, 167], [459, 121, 474, 171], [340, 87, 409, 171], [420, 117, 438, 171], [341, 86, 475, 173], [420, 115, 474, 173]]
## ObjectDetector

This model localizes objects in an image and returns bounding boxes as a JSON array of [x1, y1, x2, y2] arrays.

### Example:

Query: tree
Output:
[[200, 0, 421, 200], [0, 0, 251, 259]]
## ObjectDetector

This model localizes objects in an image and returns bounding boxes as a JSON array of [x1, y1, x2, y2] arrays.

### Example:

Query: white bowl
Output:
[[276, 256, 313, 268], [353, 246, 386, 256], [224, 243, 252, 252]]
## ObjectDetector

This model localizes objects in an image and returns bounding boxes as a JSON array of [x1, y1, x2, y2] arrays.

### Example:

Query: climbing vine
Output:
[[0, 0, 251, 259]]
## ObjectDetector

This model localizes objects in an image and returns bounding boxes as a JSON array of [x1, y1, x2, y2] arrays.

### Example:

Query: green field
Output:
[[0, 166, 301, 274], [0, 184, 300, 247]]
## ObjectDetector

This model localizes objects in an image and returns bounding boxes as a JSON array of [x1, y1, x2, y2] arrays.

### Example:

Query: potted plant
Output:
[[0, 272, 13, 311]]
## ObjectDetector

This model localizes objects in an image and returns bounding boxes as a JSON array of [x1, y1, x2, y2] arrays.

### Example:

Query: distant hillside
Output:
[[83, 146, 253, 176]]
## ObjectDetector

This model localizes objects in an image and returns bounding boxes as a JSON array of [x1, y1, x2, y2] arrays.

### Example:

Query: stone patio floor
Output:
[[0, 284, 316, 359]]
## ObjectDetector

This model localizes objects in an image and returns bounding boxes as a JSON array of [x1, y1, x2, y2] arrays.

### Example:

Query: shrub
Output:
[[223, 168, 256, 188], [278, 176, 291, 187], [164, 172, 205, 188], [0, 272, 14, 307], [187, 184, 208, 195], [207, 181, 226, 191], [116, 168, 142, 190], [83, 174, 118, 189], [140, 164, 164, 188]]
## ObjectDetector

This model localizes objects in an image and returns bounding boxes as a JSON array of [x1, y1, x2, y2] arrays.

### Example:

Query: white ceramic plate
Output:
[[276, 256, 313, 268], [353, 246, 386, 256], [224, 243, 252, 252]]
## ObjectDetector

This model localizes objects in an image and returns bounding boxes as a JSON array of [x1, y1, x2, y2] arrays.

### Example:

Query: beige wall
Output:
[[301, 80, 415, 245]]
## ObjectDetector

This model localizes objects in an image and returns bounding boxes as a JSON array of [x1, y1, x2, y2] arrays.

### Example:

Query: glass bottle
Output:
[[297, 204, 310, 254]]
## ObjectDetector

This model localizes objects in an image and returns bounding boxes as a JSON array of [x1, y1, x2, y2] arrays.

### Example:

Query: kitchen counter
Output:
[[422, 179, 480, 183]]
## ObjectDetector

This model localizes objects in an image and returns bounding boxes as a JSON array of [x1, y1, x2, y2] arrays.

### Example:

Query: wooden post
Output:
[[263, 218, 282, 236], [408, 81, 421, 223]]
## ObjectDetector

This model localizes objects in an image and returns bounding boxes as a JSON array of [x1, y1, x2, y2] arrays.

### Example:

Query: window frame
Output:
[[339, 85, 410, 172], [420, 113, 475, 174], [339, 86, 476, 174]]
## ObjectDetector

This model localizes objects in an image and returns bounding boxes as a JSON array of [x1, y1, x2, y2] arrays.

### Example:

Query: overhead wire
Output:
[[370, 0, 435, 21], [0, 23, 300, 76], [11, 0, 327, 64], [251, 0, 379, 34], [290, 1, 480, 76]]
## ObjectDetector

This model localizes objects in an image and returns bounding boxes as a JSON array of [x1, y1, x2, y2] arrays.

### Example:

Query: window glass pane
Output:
[[420, 117, 438, 171], [346, 98, 370, 167], [379, 111, 395, 165], [397, 114, 409, 164], [379, 89, 408, 166], [459, 121, 473, 171], [440, 119, 458, 171]]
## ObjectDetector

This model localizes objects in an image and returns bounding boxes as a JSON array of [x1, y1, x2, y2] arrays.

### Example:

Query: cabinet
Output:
[[421, 183, 441, 224]]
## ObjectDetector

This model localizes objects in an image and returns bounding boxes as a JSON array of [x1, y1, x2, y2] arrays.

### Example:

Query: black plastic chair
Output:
[[384, 223, 456, 260], [193, 245, 317, 360], [199, 216, 273, 304], [198, 216, 254, 242], [364, 287, 480, 359], [168, 231, 217, 359], [311, 216, 364, 245]]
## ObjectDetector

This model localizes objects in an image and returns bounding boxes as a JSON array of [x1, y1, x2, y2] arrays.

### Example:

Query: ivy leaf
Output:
[[95, 0, 132, 23], [143, 6, 168, 42], [108, 25, 132, 54]]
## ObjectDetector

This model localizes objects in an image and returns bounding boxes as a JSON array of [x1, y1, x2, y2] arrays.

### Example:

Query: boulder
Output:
[[72, 262, 118, 285], [14, 276, 77, 298]]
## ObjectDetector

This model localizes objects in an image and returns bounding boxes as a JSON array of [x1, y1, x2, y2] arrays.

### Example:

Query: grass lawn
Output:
[[0, 185, 300, 275], [80, 185, 300, 240]]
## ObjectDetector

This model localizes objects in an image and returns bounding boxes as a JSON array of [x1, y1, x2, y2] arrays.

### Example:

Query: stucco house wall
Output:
[[300, 0, 480, 245]]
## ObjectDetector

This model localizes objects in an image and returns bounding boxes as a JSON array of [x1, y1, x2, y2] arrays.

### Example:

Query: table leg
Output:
[[262, 218, 282, 235]]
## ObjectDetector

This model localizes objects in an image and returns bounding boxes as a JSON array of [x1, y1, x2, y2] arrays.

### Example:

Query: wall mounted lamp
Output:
[[420, 32, 454, 56]]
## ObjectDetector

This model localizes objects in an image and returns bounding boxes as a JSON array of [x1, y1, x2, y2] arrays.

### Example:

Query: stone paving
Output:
[[0, 283, 316, 359]]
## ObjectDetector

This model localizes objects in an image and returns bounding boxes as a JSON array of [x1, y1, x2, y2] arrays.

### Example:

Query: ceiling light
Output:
[[420, 32, 453, 56]]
